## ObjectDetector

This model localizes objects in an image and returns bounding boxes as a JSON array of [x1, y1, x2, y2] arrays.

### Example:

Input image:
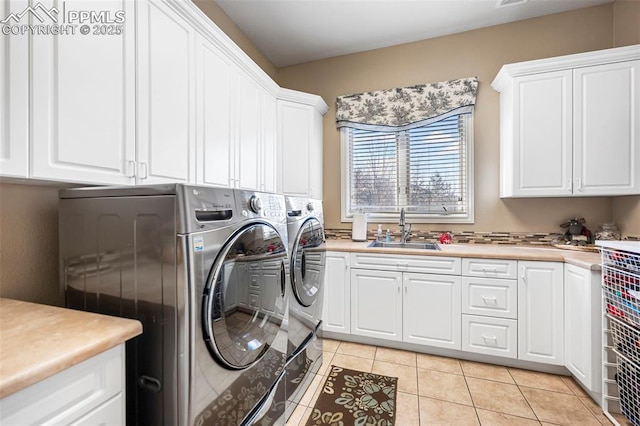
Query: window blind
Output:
[[347, 114, 468, 215]]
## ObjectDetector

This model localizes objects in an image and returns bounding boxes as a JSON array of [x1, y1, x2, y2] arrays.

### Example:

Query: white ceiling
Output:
[[214, 0, 612, 67]]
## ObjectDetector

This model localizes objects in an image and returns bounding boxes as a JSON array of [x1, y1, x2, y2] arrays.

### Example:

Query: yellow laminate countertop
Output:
[[0, 298, 142, 398], [325, 240, 602, 270]]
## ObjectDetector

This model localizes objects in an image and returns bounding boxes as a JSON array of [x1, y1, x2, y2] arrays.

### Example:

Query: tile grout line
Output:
[[507, 367, 542, 423]]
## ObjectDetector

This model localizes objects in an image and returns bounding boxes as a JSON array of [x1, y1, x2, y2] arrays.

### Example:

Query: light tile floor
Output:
[[287, 339, 634, 426]]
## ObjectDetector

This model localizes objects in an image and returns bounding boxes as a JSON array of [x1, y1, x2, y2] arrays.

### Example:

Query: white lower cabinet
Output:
[[462, 314, 518, 359], [322, 252, 351, 334], [403, 273, 462, 350], [518, 261, 564, 365], [0, 345, 125, 425], [351, 269, 403, 341], [324, 253, 576, 370], [564, 264, 602, 393], [462, 276, 517, 319]]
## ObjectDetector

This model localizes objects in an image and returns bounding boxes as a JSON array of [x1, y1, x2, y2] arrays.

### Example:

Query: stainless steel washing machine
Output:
[[283, 196, 325, 421], [59, 184, 289, 426]]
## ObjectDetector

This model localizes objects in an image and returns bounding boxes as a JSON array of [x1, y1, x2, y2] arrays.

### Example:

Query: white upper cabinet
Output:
[[277, 90, 328, 198], [195, 33, 235, 188], [573, 60, 639, 195], [31, 0, 136, 185], [261, 93, 277, 193], [137, 0, 195, 184], [0, 0, 29, 178], [3, 0, 326, 189], [235, 72, 261, 190], [195, 33, 278, 192], [493, 45, 640, 198]]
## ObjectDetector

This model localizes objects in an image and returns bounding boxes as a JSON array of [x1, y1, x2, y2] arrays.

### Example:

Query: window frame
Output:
[[340, 114, 474, 224]]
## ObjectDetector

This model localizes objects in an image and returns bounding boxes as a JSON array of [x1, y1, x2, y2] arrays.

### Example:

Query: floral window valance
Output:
[[336, 77, 478, 131]]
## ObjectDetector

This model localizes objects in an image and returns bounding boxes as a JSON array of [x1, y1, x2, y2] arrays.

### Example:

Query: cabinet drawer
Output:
[[462, 258, 517, 279], [462, 277, 517, 319], [351, 253, 461, 275], [0, 345, 123, 425], [462, 315, 518, 359]]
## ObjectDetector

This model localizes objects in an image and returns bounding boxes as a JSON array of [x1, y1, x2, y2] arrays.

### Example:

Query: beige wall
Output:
[[613, 196, 640, 236], [192, 0, 280, 82], [279, 5, 619, 233], [0, 183, 62, 306], [613, 0, 640, 47]]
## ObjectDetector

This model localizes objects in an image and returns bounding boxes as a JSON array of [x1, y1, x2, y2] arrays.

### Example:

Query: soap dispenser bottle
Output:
[[377, 224, 383, 241], [385, 229, 392, 242]]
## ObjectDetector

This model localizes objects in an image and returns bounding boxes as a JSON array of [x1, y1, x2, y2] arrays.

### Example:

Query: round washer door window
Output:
[[202, 222, 287, 370], [291, 217, 325, 307]]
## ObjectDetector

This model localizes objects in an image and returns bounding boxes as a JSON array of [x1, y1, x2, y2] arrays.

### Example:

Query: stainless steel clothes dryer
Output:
[[59, 185, 289, 426], [283, 196, 326, 421]]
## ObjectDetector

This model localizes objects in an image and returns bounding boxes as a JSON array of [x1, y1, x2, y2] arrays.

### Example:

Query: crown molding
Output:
[[492, 44, 640, 92]]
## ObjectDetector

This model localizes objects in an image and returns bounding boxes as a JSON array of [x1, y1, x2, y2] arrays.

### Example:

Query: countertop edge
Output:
[[0, 299, 142, 399], [325, 240, 602, 271]]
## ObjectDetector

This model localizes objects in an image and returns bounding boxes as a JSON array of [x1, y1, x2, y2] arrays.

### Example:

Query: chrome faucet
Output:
[[399, 208, 412, 243]]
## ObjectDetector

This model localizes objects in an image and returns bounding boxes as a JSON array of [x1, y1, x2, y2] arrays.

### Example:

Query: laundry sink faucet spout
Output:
[[399, 208, 412, 243]]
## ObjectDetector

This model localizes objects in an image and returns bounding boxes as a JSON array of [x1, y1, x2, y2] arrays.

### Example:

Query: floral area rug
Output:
[[305, 366, 398, 426]]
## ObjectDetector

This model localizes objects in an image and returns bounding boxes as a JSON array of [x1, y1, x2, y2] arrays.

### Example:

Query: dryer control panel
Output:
[[234, 190, 286, 222]]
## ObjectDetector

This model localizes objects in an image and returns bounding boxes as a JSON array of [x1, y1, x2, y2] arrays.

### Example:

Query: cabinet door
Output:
[[509, 71, 573, 197], [564, 264, 601, 392], [277, 100, 312, 196], [403, 272, 461, 350], [31, 0, 135, 185], [518, 261, 564, 365], [0, 0, 28, 178], [235, 72, 260, 190], [137, 0, 195, 184], [322, 252, 350, 335], [261, 92, 277, 192], [195, 33, 234, 188], [351, 269, 402, 341], [309, 110, 324, 198], [573, 60, 640, 196]]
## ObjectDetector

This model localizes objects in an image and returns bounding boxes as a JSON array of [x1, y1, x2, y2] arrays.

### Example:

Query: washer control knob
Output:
[[248, 195, 263, 214], [306, 202, 314, 212]]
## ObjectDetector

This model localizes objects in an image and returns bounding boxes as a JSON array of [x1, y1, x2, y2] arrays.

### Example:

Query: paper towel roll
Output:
[[352, 213, 368, 241]]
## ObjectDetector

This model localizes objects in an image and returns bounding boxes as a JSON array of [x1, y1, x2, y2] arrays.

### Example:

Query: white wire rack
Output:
[[602, 244, 640, 426]]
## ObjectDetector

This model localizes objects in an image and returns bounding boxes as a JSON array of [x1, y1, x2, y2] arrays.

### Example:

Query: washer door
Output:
[[291, 217, 325, 307], [202, 222, 287, 370]]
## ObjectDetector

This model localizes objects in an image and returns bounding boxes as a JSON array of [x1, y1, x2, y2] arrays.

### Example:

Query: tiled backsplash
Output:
[[324, 229, 639, 244]]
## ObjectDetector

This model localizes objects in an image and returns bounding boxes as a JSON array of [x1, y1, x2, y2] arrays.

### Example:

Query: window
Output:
[[342, 113, 473, 223]]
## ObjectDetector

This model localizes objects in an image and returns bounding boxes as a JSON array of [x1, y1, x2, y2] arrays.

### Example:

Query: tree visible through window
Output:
[[345, 113, 471, 220]]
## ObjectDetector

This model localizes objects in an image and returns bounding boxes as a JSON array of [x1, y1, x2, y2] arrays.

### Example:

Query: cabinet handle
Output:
[[520, 266, 525, 280], [126, 160, 136, 178], [567, 179, 572, 193], [481, 296, 497, 305], [481, 266, 497, 273], [575, 178, 582, 192], [138, 162, 148, 180], [482, 334, 498, 345], [397, 263, 408, 271], [398, 286, 400, 294], [404, 286, 407, 294]]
